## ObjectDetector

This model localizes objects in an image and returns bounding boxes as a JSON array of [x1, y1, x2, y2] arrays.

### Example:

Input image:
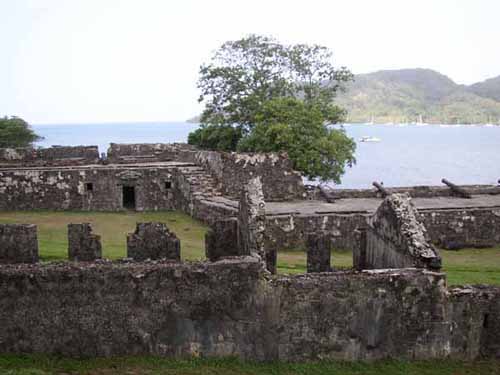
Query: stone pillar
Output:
[[238, 176, 266, 261], [353, 227, 367, 270], [306, 233, 332, 273], [0, 224, 39, 264], [127, 222, 180, 261], [205, 218, 239, 261], [68, 223, 102, 261]]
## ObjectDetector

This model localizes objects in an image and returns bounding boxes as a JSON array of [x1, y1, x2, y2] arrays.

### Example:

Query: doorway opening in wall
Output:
[[122, 186, 136, 210]]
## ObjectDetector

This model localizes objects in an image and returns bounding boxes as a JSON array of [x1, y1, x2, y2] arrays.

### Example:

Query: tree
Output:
[[0, 116, 42, 148], [189, 34, 356, 182], [238, 98, 355, 182]]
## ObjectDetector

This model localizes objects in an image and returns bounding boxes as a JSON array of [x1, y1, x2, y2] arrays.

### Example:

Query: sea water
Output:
[[32, 122, 500, 188]]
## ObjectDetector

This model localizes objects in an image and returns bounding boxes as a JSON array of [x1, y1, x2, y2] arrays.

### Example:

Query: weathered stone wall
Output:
[[420, 207, 500, 249], [265, 213, 367, 251], [356, 194, 441, 270], [127, 222, 180, 261], [0, 224, 39, 264], [306, 184, 500, 200], [68, 224, 102, 261], [0, 146, 99, 167], [265, 206, 500, 253], [0, 166, 179, 211], [0, 261, 498, 361], [194, 151, 305, 201], [107, 143, 195, 164]]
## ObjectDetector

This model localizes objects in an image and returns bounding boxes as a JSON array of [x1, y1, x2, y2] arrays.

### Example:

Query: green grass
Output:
[[0, 355, 498, 375], [0, 211, 499, 286]]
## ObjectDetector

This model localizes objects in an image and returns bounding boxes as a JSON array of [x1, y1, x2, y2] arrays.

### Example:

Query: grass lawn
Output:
[[0, 355, 498, 375], [0, 210, 499, 286]]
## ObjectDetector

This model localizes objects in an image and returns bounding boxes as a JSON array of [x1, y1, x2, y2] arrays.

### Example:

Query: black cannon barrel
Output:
[[372, 181, 389, 198], [441, 178, 472, 199]]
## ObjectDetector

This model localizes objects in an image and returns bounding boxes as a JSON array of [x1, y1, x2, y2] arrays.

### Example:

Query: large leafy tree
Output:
[[0, 116, 42, 148], [189, 34, 356, 182], [238, 98, 355, 183]]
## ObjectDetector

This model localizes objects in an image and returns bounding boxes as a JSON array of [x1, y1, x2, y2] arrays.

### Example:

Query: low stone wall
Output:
[[107, 143, 195, 164], [0, 146, 99, 167], [265, 213, 367, 251], [265, 205, 500, 252], [420, 207, 500, 249], [0, 260, 498, 361], [307, 184, 500, 200], [194, 151, 304, 201]]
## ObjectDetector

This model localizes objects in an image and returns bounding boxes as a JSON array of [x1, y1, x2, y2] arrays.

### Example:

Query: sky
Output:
[[1, 0, 500, 124]]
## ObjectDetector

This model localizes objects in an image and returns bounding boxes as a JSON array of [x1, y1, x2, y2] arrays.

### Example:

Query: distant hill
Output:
[[336, 69, 500, 124]]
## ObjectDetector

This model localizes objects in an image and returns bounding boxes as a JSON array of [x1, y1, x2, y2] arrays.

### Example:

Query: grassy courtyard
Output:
[[0, 210, 499, 286]]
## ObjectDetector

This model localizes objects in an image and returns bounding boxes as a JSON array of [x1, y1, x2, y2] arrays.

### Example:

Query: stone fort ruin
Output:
[[0, 143, 499, 360]]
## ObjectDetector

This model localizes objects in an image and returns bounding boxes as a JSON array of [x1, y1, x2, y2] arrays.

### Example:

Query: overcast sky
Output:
[[1, 0, 499, 124]]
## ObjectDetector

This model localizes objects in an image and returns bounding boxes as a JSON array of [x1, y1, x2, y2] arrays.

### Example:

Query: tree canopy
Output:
[[0, 116, 42, 148], [188, 34, 356, 182]]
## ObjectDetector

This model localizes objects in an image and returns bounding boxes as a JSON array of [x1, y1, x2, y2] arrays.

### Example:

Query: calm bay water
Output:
[[32, 122, 500, 189]]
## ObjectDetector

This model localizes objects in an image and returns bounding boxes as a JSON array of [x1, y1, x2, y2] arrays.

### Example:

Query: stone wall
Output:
[[306, 184, 500, 200], [0, 224, 39, 264], [107, 143, 195, 164], [0, 260, 498, 361], [0, 146, 99, 167], [420, 207, 500, 249], [265, 213, 367, 251], [0, 166, 179, 211], [194, 151, 305, 201], [265, 206, 500, 252]]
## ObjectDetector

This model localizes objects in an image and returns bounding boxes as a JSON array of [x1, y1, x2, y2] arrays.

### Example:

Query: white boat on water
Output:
[[359, 136, 381, 143]]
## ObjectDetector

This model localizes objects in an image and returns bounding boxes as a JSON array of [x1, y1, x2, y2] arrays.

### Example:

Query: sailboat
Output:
[[416, 114, 428, 126], [366, 115, 374, 125]]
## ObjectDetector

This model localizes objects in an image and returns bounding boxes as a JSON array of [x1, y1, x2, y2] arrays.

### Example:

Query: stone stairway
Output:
[[174, 166, 238, 224]]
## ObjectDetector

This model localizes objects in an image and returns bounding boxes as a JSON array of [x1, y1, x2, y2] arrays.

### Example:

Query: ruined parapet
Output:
[[238, 177, 267, 261], [107, 143, 195, 164], [355, 193, 441, 270], [127, 222, 180, 261], [0, 224, 39, 264], [0, 146, 99, 167], [205, 218, 239, 261], [68, 223, 102, 261], [306, 233, 332, 273]]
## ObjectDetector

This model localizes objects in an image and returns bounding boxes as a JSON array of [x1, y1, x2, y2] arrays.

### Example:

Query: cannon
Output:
[[372, 181, 389, 198], [441, 178, 472, 199]]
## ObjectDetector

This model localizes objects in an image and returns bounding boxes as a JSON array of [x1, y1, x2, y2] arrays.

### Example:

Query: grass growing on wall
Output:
[[0, 355, 499, 374], [0, 210, 499, 286]]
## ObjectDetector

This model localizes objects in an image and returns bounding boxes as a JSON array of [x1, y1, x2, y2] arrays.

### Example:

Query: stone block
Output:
[[306, 233, 332, 273], [205, 218, 239, 261], [364, 193, 441, 270], [0, 224, 38, 264], [68, 223, 102, 261], [127, 222, 180, 261]]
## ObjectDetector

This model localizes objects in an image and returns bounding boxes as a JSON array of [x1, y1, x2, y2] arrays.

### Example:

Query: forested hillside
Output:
[[336, 69, 500, 124]]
